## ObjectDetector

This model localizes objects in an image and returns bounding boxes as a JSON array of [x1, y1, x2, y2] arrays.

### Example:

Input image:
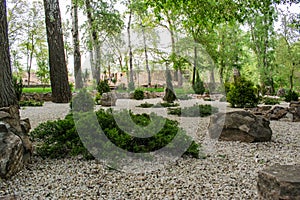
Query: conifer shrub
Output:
[[285, 90, 299, 102], [192, 71, 205, 95], [97, 80, 111, 95], [226, 77, 259, 108], [133, 89, 144, 100], [30, 109, 200, 159]]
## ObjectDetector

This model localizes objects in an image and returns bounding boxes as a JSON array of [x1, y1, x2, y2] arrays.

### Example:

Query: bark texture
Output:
[[43, 0, 71, 103], [0, 0, 18, 107], [71, 0, 83, 89]]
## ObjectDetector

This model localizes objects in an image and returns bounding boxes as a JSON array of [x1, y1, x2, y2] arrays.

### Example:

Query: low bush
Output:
[[226, 77, 259, 108], [31, 109, 200, 159], [94, 93, 102, 105], [285, 90, 299, 102], [70, 89, 94, 112], [262, 97, 280, 105], [133, 89, 144, 100], [177, 94, 192, 100], [136, 102, 154, 108], [168, 104, 218, 117], [19, 100, 44, 107], [153, 102, 179, 108]]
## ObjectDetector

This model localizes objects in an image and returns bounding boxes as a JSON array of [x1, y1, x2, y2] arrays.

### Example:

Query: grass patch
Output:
[[23, 87, 52, 93]]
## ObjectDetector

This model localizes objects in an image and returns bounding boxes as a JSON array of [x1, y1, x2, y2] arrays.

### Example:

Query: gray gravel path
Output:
[[0, 99, 299, 199]]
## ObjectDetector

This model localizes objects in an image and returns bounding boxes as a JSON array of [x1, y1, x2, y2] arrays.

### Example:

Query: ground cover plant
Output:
[[19, 100, 44, 107], [168, 104, 218, 117], [262, 97, 280, 105], [30, 108, 200, 160], [136, 102, 154, 108]]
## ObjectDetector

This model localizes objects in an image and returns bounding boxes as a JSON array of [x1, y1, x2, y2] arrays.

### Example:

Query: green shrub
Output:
[[128, 81, 135, 91], [263, 97, 280, 105], [153, 102, 179, 108], [30, 113, 93, 159], [163, 69, 177, 103], [70, 89, 94, 112], [177, 94, 192, 100], [30, 109, 200, 159], [226, 77, 259, 108], [285, 90, 299, 102], [192, 71, 205, 95], [133, 89, 144, 100], [13, 76, 23, 101], [168, 104, 218, 117], [97, 80, 111, 95], [19, 100, 44, 107], [94, 93, 102, 105], [136, 102, 154, 108]]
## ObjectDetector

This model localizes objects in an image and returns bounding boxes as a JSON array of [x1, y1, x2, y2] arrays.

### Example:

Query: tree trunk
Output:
[[85, 0, 100, 84], [43, 0, 71, 103], [127, 1, 134, 85], [192, 44, 197, 85], [0, 0, 18, 107], [141, 25, 151, 87], [71, 0, 83, 89]]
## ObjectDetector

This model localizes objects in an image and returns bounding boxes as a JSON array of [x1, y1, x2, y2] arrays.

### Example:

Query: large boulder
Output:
[[100, 92, 117, 107], [209, 111, 272, 142], [257, 165, 300, 200], [0, 106, 32, 179]]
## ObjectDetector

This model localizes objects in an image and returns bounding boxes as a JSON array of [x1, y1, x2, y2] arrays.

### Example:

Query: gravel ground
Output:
[[0, 99, 299, 199]]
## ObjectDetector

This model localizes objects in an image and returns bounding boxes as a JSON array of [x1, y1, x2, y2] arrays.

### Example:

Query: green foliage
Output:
[[31, 109, 200, 159], [192, 71, 205, 95], [226, 77, 259, 108], [70, 89, 94, 112], [136, 102, 154, 108], [22, 87, 52, 93], [19, 100, 44, 107], [30, 114, 93, 159], [177, 94, 192, 100], [262, 97, 280, 105], [12, 76, 23, 101], [133, 89, 144, 100], [69, 83, 74, 92], [153, 102, 179, 108], [128, 81, 135, 91], [285, 90, 299, 102], [168, 104, 218, 117], [97, 80, 111, 95], [94, 93, 102, 105], [163, 68, 177, 103]]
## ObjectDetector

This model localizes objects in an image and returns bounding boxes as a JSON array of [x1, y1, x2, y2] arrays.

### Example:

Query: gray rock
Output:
[[0, 106, 32, 179], [209, 111, 272, 142], [100, 92, 117, 107], [257, 165, 300, 200]]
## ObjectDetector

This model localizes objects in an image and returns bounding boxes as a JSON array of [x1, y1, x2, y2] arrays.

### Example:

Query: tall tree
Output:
[[71, 0, 83, 89], [127, 0, 134, 87], [0, 0, 18, 107], [43, 0, 71, 103]]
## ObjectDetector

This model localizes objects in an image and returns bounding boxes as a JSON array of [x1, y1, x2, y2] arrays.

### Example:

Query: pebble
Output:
[[0, 100, 299, 199]]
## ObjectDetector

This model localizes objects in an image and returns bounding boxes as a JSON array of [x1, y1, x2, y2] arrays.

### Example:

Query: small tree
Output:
[[192, 70, 205, 95], [36, 60, 50, 87], [163, 66, 177, 103]]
